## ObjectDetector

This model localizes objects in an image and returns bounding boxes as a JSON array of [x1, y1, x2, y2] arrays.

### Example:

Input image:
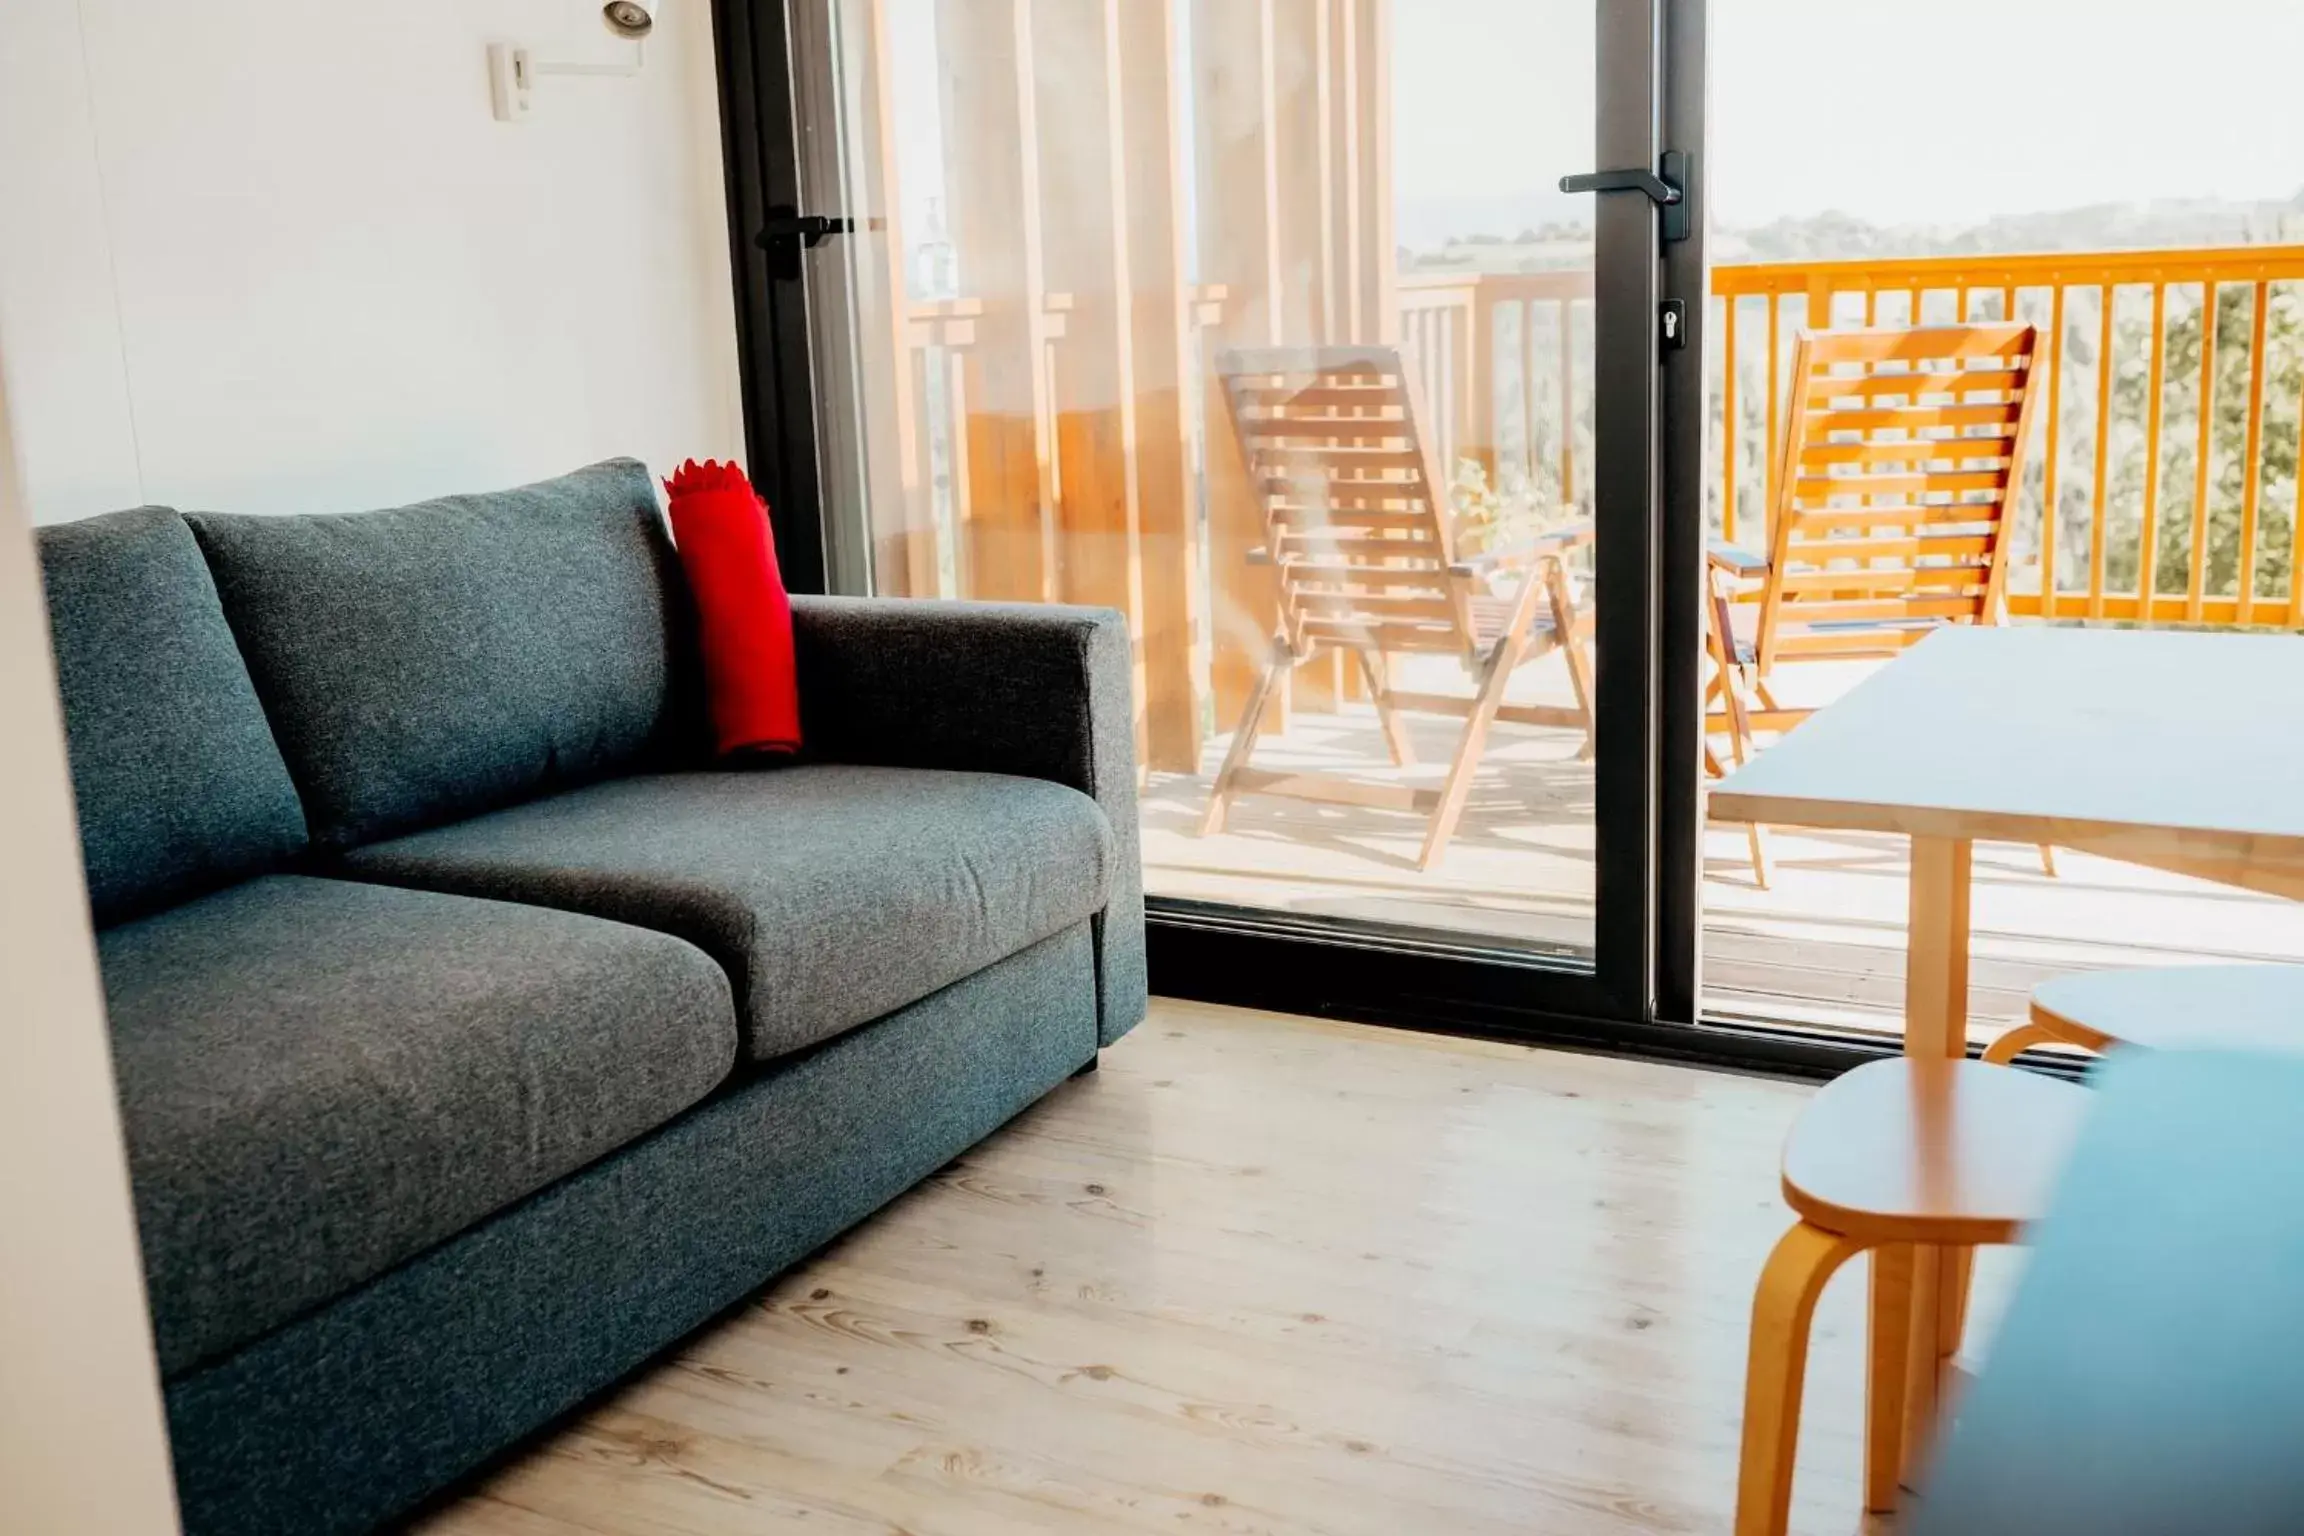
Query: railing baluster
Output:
[[920, 344, 945, 598], [2001, 284, 2016, 323], [1955, 285, 1969, 322], [2239, 281, 2270, 627], [1446, 302, 1459, 468], [1722, 295, 1739, 541], [2140, 281, 2170, 613], [1430, 310, 1447, 468], [1519, 298, 1537, 500], [2291, 318, 2304, 628], [1448, 296, 1460, 467], [1764, 293, 1782, 536], [1422, 307, 1435, 459], [1464, 286, 1489, 480], [2090, 284, 2116, 620], [1557, 298, 1577, 511], [2041, 283, 2066, 617], [1456, 299, 1471, 470], [1447, 303, 1463, 470], [2188, 282, 2219, 623], [1430, 308, 1441, 440], [1403, 312, 1415, 413], [946, 347, 974, 596]]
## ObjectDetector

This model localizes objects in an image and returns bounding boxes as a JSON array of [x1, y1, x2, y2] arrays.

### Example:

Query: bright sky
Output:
[[1394, 0, 2304, 227], [878, 0, 2304, 269]]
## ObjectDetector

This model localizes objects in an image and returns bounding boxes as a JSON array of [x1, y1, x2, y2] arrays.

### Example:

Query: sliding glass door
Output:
[[727, 0, 1712, 1045]]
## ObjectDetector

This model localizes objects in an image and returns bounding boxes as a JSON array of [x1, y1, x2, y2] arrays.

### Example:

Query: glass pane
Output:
[[808, 0, 1600, 961], [1700, 0, 2304, 1047]]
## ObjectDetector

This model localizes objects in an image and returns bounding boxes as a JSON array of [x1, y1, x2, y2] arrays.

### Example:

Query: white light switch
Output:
[[487, 43, 534, 123]]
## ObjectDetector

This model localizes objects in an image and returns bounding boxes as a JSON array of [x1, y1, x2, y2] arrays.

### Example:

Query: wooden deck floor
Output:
[[1143, 651, 2304, 1041]]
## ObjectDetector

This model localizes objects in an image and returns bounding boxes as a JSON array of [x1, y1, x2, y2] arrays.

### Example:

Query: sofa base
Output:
[[161, 922, 1100, 1536]]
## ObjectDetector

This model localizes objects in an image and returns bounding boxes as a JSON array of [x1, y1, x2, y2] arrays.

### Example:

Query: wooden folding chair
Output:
[[1705, 323, 2051, 885], [1200, 346, 1596, 872]]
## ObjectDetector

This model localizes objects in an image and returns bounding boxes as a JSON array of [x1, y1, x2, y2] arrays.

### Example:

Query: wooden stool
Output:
[[1986, 963, 2304, 1064], [1733, 1057, 2090, 1536]]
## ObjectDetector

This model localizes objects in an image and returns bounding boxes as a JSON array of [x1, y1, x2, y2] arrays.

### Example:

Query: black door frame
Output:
[[711, 0, 830, 597], [711, 0, 1899, 1080]]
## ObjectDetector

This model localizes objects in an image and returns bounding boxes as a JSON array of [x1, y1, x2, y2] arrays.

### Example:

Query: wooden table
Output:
[[1712, 626, 2304, 1060], [1709, 623, 2304, 1487]]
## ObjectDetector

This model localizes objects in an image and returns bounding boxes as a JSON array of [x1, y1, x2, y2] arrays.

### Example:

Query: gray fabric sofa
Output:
[[35, 460, 1145, 1536]]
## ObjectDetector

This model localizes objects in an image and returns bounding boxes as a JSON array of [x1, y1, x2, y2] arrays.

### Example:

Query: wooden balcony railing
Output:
[[884, 242, 2304, 778], [1713, 246, 2304, 626], [1399, 248, 2304, 630], [1398, 270, 1593, 515]]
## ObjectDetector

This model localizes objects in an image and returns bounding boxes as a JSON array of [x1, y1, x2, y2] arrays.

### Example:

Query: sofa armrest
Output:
[[790, 596, 1146, 1045]]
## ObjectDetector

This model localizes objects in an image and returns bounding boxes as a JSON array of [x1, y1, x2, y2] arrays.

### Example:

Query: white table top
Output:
[[1710, 627, 2304, 893]]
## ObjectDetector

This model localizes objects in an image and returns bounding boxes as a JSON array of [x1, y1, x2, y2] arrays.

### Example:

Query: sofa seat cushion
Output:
[[101, 875, 738, 1377], [340, 765, 1114, 1063], [38, 507, 308, 924]]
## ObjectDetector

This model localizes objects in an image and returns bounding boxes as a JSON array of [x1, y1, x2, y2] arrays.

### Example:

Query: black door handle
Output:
[[757, 212, 855, 246], [1558, 151, 1691, 244], [1558, 169, 1679, 205], [755, 205, 856, 281]]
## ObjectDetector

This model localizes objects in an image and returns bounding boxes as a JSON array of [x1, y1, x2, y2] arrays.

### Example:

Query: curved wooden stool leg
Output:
[[1980, 1020, 2067, 1065], [1736, 1221, 1866, 1536], [1897, 1242, 1979, 1492], [1941, 1244, 1975, 1368], [1864, 1243, 1914, 1513]]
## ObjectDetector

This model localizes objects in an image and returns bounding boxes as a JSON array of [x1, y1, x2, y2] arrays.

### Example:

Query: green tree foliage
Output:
[[2091, 284, 2303, 604]]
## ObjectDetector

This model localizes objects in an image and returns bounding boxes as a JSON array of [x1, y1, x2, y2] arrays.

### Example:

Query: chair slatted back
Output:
[[1757, 324, 2043, 670], [1217, 346, 1477, 661]]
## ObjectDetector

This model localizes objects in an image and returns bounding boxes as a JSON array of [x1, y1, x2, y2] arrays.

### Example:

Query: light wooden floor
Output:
[[411, 1000, 2016, 1535], [1143, 651, 2304, 1039]]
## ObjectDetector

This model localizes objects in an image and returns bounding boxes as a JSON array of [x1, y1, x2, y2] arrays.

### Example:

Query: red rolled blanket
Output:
[[663, 459, 800, 757]]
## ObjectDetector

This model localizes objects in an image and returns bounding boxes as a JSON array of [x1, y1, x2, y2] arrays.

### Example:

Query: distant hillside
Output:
[[1731, 196, 2304, 261], [1398, 193, 2304, 272], [1395, 190, 1588, 256]]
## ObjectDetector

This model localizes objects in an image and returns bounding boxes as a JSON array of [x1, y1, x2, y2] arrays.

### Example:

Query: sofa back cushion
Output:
[[38, 507, 309, 924], [188, 460, 704, 849]]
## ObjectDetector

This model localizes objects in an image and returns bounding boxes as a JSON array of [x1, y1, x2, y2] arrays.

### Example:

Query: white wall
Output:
[[0, 11, 740, 1519], [0, 0, 743, 525]]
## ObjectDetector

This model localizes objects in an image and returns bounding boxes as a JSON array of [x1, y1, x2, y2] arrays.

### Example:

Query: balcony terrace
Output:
[[829, 1, 2304, 1039], [1151, 248, 2304, 1036]]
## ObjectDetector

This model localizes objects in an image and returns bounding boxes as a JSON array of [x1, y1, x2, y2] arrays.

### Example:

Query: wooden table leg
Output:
[[1904, 835, 1973, 1061], [1894, 834, 1974, 1493]]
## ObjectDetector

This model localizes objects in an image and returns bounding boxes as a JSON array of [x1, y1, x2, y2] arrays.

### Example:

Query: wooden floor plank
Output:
[[412, 1001, 1969, 1535]]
